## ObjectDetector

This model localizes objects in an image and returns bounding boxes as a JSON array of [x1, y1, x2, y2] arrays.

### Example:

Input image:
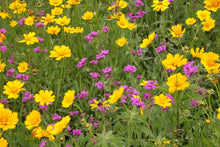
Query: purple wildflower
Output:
[[8, 55, 14, 64], [77, 58, 87, 68], [72, 129, 82, 137], [1, 45, 7, 52], [51, 113, 62, 121], [18, 17, 26, 26], [23, 92, 34, 102], [144, 80, 158, 90], [134, 0, 144, 7], [0, 28, 7, 34], [33, 46, 40, 52], [184, 61, 198, 77], [90, 60, 98, 65], [40, 140, 46, 147], [95, 81, 105, 90], [123, 65, 137, 73], [90, 72, 100, 80], [102, 26, 110, 33], [35, 22, 45, 28], [6, 68, 15, 77], [70, 111, 79, 116], [189, 99, 199, 107], [37, 37, 44, 43], [77, 90, 89, 99], [16, 74, 29, 81]]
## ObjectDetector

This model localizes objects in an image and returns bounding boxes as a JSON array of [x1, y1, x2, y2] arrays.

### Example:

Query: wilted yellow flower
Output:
[[154, 94, 172, 108], [9, 1, 27, 14], [25, 110, 41, 130], [201, 52, 220, 74], [35, 90, 55, 105], [82, 11, 94, 20], [0, 105, 19, 131], [19, 32, 39, 45], [202, 18, 215, 31], [186, 18, 196, 25], [49, 45, 71, 60], [18, 61, 29, 73], [49, 0, 63, 6], [0, 137, 8, 147], [25, 16, 35, 26], [140, 32, 155, 48], [116, 37, 128, 47], [46, 25, 61, 35], [117, 16, 129, 28], [3, 80, 25, 99], [108, 87, 124, 104], [191, 47, 205, 58], [56, 16, 70, 26], [166, 73, 190, 93], [170, 24, 185, 38], [204, 0, 220, 12], [61, 90, 75, 108], [51, 7, 63, 15], [162, 53, 187, 70], [128, 23, 137, 30], [0, 60, 6, 72], [41, 14, 55, 25], [151, 0, 170, 11], [10, 20, 17, 27], [196, 10, 211, 21]]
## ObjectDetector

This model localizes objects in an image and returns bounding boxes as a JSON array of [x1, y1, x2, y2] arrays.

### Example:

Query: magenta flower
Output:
[[90, 72, 100, 80], [77, 58, 87, 68], [90, 60, 98, 65], [8, 55, 14, 64], [123, 65, 137, 73], [1, 45, 7, 52], [77, 90, 89, 99], [144, 80, 158, 90], [6, 68, 15, 77], [72, 129, 82, 137], [134, 0, 144, 7], [184, 61, 198, 77], [51, 113, 62, 121], [102, 26, 110, 33], [95, 81, 105, 90]]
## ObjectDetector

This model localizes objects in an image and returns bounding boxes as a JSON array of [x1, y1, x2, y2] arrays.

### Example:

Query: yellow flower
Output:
[[108, 87, 124, 104], [140, 32, 155, 48], [162, 53, 188, 70], [46, 25, 61, 35], [204, 0, 220, 12], [49, 0, 63, 6], [75, 27, 83, 33], [25, 16, 35, 26], [0, 105, 19, 131], [49, 45, 71, 60], [10, 20, 17, 27], [35, 90, 55, 105], [202, 18, 215, 31], [18, 61, 29, 73], [118, 0, 128, 9], [61, 90, 75, 108], [19, 32, 39, 45], [201, 52, 220, 74], [116, 37, 128, 47], [0, 137, 8, 147], [166, 73, 190, 93], [90, 100, 110, 109], [217, 113, 220, 119], [41, 14, 55, 25], [170, 24, 185, 38], [51, 7, 63, 15], [0, 60, 6, 72], [0, 33, 6, 43], [117, 16, 129, 29], [64, 26, 75, 33], [0, 10, 11, 19], [9, 1, 27, 14], [67, 0, 82, 5], [25, 110, 41, 130], [82, 11, 94, 20], [190, 47, 205, 58], [108, 4, 116, 10], [185, 18, 196, 25], [128, 23, 137, 30], [3, 80, 25, 99], [61, 4, 72, 8], [55, 16, 70, 26], [140, 80, 148, 86], [196, 10, 211, 21], [154, 94, 172, 108], [151, 0, 170, 11]]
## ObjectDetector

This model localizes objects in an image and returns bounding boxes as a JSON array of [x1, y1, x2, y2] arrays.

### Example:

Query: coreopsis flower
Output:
[[108, 87, 124, 104], [154, 94, 172, 108], [90, 99, 110, 110], [108, 4, 117, 10], [139, 32, 155, 48], [117, 0, 128, 8], [202, 18, 215, 31], [67, 0, 82, 5], [185, 18, 196, 25], [116, 37, 128, 47], [19, 32, 39, 45], [3, 80, 25, 99], [25, 16, 35, 26], [196, 10, 211, 21], [75, 27, 83, 33], [204, 0, 220, 12], [117, 16, 129, 28], [166, 73, 190, 93], [9, 1, 27, 14], [128, 23, 137, 30], [10, 20, 18, 27], [170, 24, 185, 38], [0, 137, 8, 147], [51, 7, 63, 15], [49, 45, 71, 60], [0, 10, 11, 19], [18, 61, 29, 73], [190, 47, 205, 58], [151, 0, 170, 11], [41, 14, 55, 25], [82, 11, 94, 20], [25, 110, 41, 130], [64, 26, 75, 33], [35, 90, 55, 105], [55, 16, 70, 26], [61, 90, 75, 108], [162, 53, 187, 70], [0, 33, 6, 43], [0, 104, 19, 130], [0, 60, 6, 72], [46, 25, 61, 35], [201, 52, 220, 74], [49, 0, 63, 6]]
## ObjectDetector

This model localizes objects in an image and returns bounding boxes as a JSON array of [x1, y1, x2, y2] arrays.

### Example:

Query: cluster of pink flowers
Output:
[[77, 58, 87, 68], [102, 26, 110, 33], [102, 66, 112, 78], [123, 65, 137, 73], [23, 92, 34, 102], [33, 46, 48, 53], [144, 80, 158, 90], [95, 81, 105, 90], [51, 113, 62, 121], [128, 9, 146, 22], [96, 50, 109, 61], [90, 72, 100, 80], [16, 74, 29, 81], [183, 61, 198, 77], [85, 32, 98, 43], [77, 90, 89, 99], [0, 45, 7, 52]]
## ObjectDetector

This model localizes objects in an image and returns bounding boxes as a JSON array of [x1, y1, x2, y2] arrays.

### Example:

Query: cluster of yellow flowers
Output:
[[9, 0, 27, 14]]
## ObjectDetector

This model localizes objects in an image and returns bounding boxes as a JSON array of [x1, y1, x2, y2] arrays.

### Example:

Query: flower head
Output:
[[3, 80, 25, 99], [162, 53, 187, 70], [35, 90, 55, 105], [19, 32, 39, 45], [117, 16, 129, 28], [0, 137, 8, 147], [55, 16, 70, 26], [204, 0, 220, 12], [61, 90, 75, 108], [0, 60, 6, 72], [51, 7, 63, 15], [154, 94, 172, 108], [200, 52, 220, 74], [190, 47, 204, 58], [186, 18, 196, 25], [108, 87, 124, 104], [49, 45, 71, 60], [9, 1, 27, 14], [140, 32, 155, 48], [41, 14, 55, 25], [170, 24, 185, 38], [25, 16, 35, 26], [46, 25, 61, 35], [116, 37, 128, 47], [82, 11, 94, 20], [196, 10, 211, 21], [49, 0, 63, 6], [202, 18, 215, 31], [18, 61, 29, 73], [25, 110, 41, 130], [151, 0, 170, 11]]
